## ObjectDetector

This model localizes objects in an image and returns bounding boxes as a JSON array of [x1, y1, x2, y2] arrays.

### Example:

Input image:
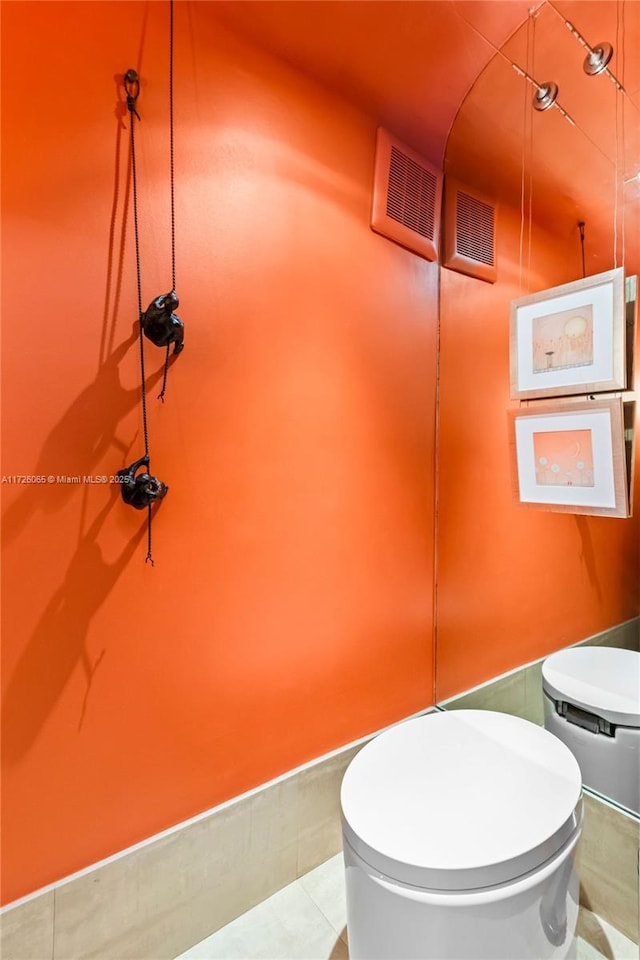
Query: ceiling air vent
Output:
[[371, 128, 442, 262], [442, 179, 497, 283]]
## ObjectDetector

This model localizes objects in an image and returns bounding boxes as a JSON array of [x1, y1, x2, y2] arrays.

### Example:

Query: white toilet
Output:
[[542, 646, 640, 815], [341, 710, 583, 960]]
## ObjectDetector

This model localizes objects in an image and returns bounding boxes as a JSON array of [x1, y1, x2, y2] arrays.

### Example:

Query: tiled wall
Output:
[[439, 616, 640, 944], [578, 793, 640, 944], [2, 618, 638, 959], [438, 616, 640, 725], [0, 742, 367, 960]]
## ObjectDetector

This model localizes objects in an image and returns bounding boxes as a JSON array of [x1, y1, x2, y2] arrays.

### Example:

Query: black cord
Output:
[[157, 0, 176, 406], [157, 345, 171, 402], [146, 503, 153, 566], [578, 221, 586, 279], [126, 70, 154, 565], [169, 0, 176, 294], [128, 110, 149, 460]]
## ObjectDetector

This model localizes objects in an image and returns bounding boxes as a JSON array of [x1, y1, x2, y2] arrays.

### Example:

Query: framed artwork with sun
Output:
[[508, 397, 630, 518], [509, 268, 626, 399]]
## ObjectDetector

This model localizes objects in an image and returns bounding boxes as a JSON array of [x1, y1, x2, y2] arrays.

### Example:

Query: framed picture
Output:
[[510, 268, 626, 399], [508, 397, 630, 517]]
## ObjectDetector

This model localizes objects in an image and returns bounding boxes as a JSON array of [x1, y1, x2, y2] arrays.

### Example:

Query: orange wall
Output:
[[0, 2, 438, 903], [436, 203, 640, 701]]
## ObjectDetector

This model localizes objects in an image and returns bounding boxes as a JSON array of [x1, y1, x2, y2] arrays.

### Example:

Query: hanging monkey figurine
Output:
[[117, 456, 169, 510], [141, 290, 184, 355]]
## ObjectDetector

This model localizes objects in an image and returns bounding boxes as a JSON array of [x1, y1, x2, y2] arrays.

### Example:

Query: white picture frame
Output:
[[510, 268, 626, 400], [508, 397, 629, 518]]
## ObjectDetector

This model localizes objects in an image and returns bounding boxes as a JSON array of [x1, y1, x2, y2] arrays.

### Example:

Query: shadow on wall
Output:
[[1, 74, 176, 547], [1, 68, 171, 762], [1, 496, 157, 764], [574, 516, 603, 604], [0, 331, 171, 546], [100, 80, 131, 371]]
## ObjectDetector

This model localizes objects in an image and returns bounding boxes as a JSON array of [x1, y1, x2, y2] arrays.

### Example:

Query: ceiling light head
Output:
[[533, 82, 558, 112], [583, 42, 613, 76]]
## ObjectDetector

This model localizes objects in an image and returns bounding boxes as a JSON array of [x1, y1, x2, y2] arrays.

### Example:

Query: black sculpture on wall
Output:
[[117, 456, 168, 510], [141, 291, 184, 354]]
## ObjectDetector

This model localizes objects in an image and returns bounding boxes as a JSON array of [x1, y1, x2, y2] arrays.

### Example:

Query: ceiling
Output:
[[210, 0, 536, 168], [209, 0, 639, 273], [448, 0, 640, 273]]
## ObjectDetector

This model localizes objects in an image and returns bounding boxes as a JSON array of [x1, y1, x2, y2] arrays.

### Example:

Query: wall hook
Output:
[[124, 68, 141, 119]]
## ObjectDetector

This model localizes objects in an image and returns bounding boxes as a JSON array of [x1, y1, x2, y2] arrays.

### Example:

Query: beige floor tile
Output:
[[175, 853, 640, 960], [299, 854, 347, 945], [578, 794, 640, 944], [578, 907, 640, 960], [0, 892, 54, 960], [176, 879, 348, 960]]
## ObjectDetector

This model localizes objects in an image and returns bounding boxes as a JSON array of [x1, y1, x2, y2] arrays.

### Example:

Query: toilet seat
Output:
[[341, 710, 582, 892], [542, 647, 640, 727]]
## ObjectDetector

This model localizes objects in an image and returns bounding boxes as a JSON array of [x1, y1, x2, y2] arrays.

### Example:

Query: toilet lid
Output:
[[542, 647, 640, 727], [341, 710, 582, 891]]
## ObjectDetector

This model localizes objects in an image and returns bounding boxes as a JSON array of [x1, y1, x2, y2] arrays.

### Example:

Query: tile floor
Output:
[[174, 853, 639, 960]]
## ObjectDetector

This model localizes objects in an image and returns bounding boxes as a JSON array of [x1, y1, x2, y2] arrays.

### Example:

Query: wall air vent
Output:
[[442, 179, 497, 283], [371, 128, 442, 262]]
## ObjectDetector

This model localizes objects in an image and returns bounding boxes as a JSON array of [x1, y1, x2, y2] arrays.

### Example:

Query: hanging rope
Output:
[[118, 3, 178, 558], [617, 0, 626, 270], [124, 68, 160, 565], [135, 4, 183, 399], [170, 0, 176, 293], [578, 221, 586, 278], [157, 0, 178, 402], [124, 70, 149, 464], [518, 11, 534, 296], [527, 17, 536, 288]]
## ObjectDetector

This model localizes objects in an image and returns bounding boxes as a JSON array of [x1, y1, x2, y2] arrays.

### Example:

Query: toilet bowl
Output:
[[542, 646, 640, 815], [341, 710, 583, 960]]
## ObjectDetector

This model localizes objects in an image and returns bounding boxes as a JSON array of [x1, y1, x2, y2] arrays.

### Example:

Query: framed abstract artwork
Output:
[[509, 397, 630, 518], [510, 268, 626, 400]]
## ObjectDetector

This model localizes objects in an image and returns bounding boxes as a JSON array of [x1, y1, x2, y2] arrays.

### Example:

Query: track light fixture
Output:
[[533, 81, 559, 112], [511, 65, 575, 125], [583, 41, 613, 77], [564, 21, 625, 93]]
